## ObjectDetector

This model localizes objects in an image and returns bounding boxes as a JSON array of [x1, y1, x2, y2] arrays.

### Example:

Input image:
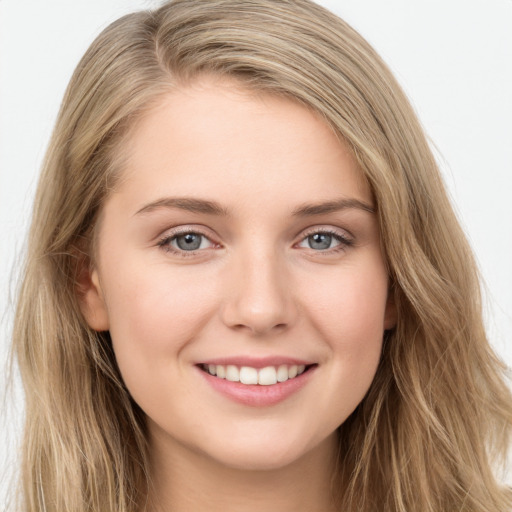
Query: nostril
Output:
[[230, 321, 289, 336]]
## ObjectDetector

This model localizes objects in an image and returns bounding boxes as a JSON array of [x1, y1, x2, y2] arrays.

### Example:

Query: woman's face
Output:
[[81, 78, 395, 471]]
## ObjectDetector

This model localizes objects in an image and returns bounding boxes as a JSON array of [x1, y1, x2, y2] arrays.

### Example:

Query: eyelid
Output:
[[155, 224, 354, 257], [298, 225, 353, 243], [295, 225, 354, 253], [156, 225, 221, 256]]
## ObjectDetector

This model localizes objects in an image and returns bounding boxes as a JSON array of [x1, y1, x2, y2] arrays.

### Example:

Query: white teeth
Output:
[[288, 365, 298, 379], [277, 365, 289, 382], [203, 363, 310, 385], [226, 365, 240, 382], [240, 366, 258, 385], [258, 366, 277, 385]]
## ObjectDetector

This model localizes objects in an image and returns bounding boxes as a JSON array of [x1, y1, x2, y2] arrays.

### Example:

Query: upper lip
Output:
[[196, 356, 315, 369]]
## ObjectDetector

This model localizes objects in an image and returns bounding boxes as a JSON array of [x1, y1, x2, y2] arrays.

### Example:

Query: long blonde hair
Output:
[[13, 0, 512, 510]]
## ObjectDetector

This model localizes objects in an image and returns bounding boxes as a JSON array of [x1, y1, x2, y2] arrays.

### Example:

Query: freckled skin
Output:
[[81, 78, 396, 511]]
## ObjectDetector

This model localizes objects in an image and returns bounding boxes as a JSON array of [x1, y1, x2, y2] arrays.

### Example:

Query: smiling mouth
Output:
[[199, 363, 315, 386]]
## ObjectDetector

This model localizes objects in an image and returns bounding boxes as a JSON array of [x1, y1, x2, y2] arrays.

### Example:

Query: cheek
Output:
[[102, 261, 218, 382], [297, 260, 388, 410], [301, 262, 389, 347]]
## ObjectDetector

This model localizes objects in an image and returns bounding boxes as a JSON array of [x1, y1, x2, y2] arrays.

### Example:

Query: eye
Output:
[[297, 229, 352, 252], [173, 233, 209, 251], [158, 230, 216, 254]]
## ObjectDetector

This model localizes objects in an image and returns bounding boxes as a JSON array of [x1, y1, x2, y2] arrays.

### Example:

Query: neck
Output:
[[146, 428, 341, 512]]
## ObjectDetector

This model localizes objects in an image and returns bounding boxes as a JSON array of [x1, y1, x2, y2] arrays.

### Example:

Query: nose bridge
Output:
[[221, 241, 296, 335]]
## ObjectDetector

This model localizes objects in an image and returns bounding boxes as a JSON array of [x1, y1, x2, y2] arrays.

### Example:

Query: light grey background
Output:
[[1, 0, 511, 504]]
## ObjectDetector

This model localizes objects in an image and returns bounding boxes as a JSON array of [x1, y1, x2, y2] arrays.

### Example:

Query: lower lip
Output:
[[197, 366, 316, 407]]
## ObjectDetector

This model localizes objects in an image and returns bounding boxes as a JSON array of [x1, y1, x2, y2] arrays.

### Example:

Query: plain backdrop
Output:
[[1, 0, 511, 505]]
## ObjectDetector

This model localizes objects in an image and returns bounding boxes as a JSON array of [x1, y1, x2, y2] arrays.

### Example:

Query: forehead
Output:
[[111, 78, 372, 214]]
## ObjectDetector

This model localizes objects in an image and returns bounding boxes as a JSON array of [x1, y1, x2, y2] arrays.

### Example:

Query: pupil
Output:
[[309, 233, 331, 250], [177, 233, 202, 250]]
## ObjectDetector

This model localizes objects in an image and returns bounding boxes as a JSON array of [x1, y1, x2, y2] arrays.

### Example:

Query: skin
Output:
[[80, 77, 396, 511]]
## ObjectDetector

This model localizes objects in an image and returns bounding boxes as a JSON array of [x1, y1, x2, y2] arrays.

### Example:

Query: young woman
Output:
[[11, 0, 512, 510]]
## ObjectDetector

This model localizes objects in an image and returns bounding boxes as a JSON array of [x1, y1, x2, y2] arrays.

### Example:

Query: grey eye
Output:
[[175, 233, 204, 251], [307, 233, 335, 250]]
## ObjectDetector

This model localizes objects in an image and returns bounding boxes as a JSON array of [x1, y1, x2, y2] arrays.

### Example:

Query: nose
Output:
[[220, 247, 298, 336]]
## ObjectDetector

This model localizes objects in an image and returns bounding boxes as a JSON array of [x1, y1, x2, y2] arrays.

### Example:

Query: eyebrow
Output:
[[134, 196, 375, 217], [135, 197, 231, 216], [291, 198, 375, 216]]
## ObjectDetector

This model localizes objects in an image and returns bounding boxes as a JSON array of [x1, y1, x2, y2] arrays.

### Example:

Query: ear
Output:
[[383, 287, 397, 330], [77, 263, 110, 332]]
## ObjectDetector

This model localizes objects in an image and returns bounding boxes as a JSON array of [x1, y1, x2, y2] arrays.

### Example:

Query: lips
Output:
[[196, 357, 317, 406]]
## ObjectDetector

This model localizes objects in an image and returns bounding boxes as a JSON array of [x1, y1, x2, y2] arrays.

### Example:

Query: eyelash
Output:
[[157, 227, 216, 258], [156, 227, 354, 258], [299, 228, 354, 254]]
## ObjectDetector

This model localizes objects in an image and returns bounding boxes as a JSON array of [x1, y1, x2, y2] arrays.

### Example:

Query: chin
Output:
[[199, 429, 334, 473], [208, 445, 307, 472]]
